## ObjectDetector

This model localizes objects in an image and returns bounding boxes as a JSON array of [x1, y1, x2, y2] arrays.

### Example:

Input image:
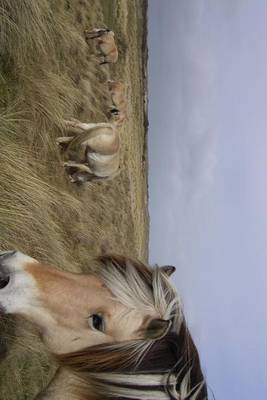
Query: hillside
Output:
[[0, 0, 148, 398]]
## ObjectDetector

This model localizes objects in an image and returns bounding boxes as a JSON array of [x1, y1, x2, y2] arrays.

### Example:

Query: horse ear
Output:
[[160, 265, 176, 277], [145, 319, 171, 340]]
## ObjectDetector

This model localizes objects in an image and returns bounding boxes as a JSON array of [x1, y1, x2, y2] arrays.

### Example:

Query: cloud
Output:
[[148, 0, 219, 271], [148, 0, 217, 204]]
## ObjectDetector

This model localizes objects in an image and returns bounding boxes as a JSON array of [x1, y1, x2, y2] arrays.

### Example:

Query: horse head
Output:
[[0, 250, 208, 399]]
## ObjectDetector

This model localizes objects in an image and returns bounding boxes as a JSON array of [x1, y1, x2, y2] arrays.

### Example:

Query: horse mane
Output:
[[56, 255, 208, 400]]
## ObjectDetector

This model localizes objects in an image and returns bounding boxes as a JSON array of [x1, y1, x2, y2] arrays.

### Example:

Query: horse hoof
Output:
[[69, 176, 76, 183]]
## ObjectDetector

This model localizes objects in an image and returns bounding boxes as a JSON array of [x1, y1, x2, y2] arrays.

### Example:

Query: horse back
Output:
[[84, 126, 119, 155]]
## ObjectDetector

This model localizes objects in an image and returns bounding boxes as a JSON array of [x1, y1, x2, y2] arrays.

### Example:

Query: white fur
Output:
[[0, 251, 55, 327]]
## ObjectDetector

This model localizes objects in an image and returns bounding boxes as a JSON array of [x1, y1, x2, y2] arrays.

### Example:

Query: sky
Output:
[[148, 1, 267, 399]]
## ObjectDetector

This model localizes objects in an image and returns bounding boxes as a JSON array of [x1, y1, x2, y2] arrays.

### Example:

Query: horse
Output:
[[107, 80, 127, 112], [0, 250, 208, 399], [108, 80, 128, 126], [57, 119, 120, 183], [85, 28, 119, 65]]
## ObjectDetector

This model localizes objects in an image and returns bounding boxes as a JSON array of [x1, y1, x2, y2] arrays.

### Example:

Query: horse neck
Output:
[[36, 367, 87, 400]]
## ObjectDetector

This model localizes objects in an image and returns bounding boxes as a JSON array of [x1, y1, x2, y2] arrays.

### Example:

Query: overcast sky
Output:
[[148, 1, 267, 399]]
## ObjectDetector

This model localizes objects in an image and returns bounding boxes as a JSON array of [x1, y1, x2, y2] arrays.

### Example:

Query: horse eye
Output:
[[89, 314, 104, 332]]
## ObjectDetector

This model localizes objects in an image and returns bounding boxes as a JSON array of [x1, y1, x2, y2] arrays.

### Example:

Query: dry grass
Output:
[[0, 0, 148, 398]]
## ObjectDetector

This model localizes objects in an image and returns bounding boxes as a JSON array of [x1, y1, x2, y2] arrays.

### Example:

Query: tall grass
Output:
[[0, 1, 108, 398], [0, 0, 148, 398]]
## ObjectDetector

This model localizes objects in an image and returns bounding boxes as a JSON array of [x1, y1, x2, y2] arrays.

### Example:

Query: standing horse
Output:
[[0, 251, 208, 399], [57, 120, 120, 183], [85, 28, 119, 65], [108, 80, 128, 127]]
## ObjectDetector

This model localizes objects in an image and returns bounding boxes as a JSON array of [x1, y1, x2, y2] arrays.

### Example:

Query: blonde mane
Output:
[[57, 255, 208, 400]]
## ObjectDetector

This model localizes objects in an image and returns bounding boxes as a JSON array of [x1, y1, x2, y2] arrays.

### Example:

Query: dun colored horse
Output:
[[108, 80, 128, 126], [57, 119, 120, 183], [85, 28, 118, 64], [0, 250, 208, 399]]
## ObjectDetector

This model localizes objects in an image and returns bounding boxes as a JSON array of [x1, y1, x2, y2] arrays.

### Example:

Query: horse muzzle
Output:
[[0, 251, 17, 290], [0, 250, 39, 316]]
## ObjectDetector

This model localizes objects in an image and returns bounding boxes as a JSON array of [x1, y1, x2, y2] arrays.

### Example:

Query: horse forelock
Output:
[[56, 255, 208, 399], [94, 254, 183, 325]]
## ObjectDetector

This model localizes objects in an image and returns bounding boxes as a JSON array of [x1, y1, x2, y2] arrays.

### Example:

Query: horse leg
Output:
[[85, 28, 108, 39], [56, 136, 74, 145], [69, 171, 95, 183], [79, 122, 113, 130], [64, 162, 95, 184], [63, 161, 92, 173], [84, 31, 101, 40], [62, 120, 87, 135], [110, 107, 120, 115], [68, 117, 82, 124], [64, 121, 113, 131], [99, 57, 109, 65]]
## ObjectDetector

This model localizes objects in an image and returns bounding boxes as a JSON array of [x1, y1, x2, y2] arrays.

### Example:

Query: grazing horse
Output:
[[85, 28, 118, 64], [0, 250, 208, 400], [108, 80, 128, 126], [57, 119, 120, 183]]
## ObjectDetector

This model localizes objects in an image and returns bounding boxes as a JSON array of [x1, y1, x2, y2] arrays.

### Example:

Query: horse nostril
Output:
[[0, 250, 16, 261], [0, 276, 10, 289]]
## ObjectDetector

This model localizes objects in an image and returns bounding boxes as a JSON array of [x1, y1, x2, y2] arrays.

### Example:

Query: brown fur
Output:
[[108, 80, 127, 110], [85, 29, 119, 64], [56, 255, 208, 400]]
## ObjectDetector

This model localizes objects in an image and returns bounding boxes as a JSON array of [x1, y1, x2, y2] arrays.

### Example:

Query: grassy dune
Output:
[[0, 0, 148, 398]]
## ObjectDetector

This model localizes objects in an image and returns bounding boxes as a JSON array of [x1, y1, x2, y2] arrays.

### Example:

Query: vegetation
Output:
[[0, 0, 148, 398]]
